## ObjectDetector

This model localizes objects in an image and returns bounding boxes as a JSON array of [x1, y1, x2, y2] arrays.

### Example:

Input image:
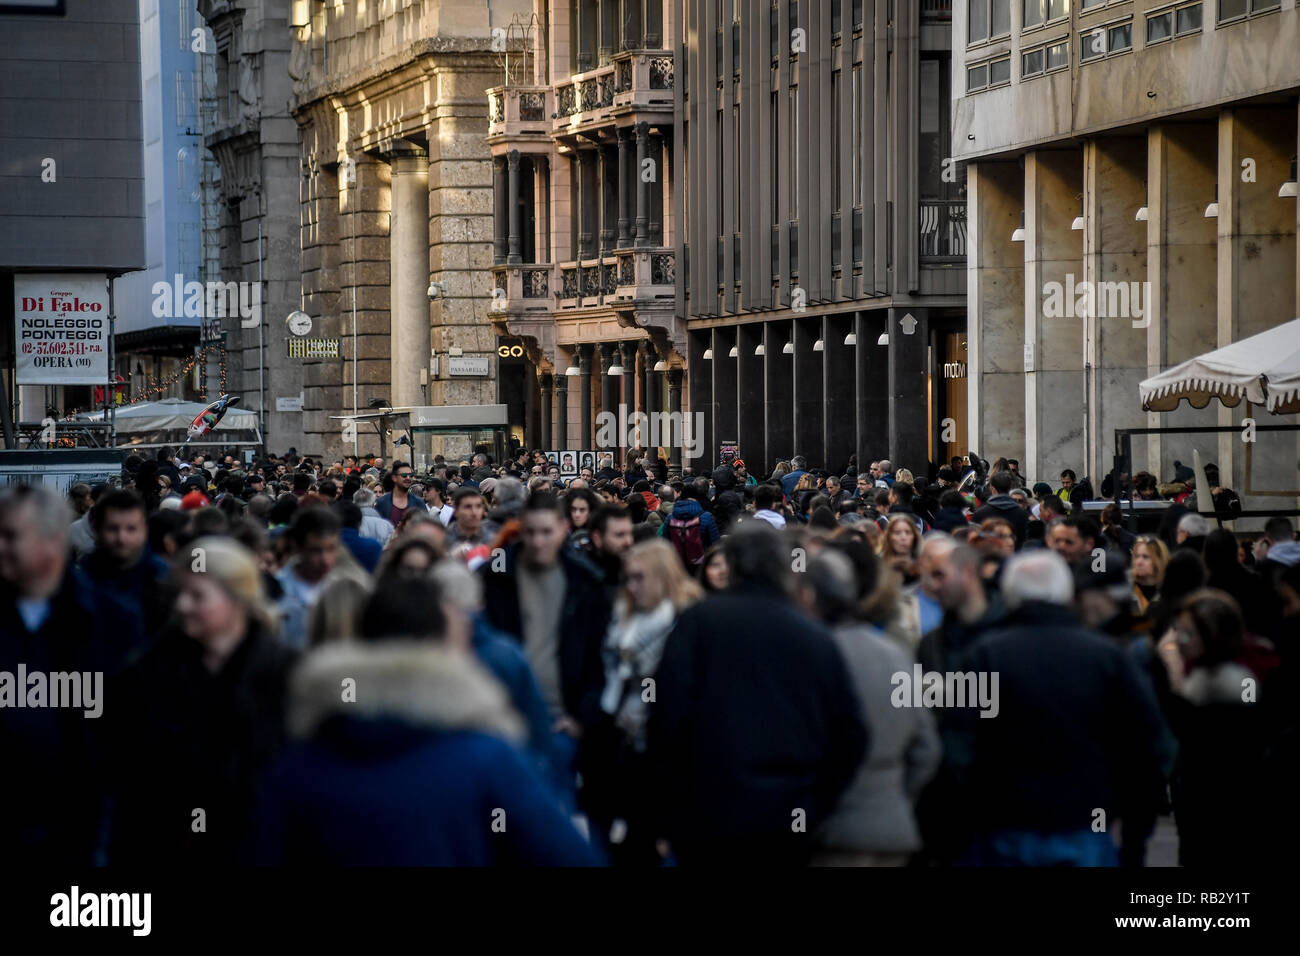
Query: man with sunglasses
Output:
[[375, 460, 429, 528]]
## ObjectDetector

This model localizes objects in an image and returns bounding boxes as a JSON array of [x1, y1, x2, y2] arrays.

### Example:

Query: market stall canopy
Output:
[[77, 397, 261, 447], [1139, 318, 1300, 415]]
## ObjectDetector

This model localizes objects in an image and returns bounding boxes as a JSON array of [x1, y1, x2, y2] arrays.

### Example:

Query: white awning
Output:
[[1139, 318, 1300, 415], [77, 397, 259, 431]]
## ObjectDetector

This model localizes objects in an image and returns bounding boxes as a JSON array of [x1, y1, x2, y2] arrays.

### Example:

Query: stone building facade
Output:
[[199, 0, 302, 452], [292, 0, 528, 462], [952, 0, 1299, 505], [487, 0, 687, 469], [677, 0, 967, 476]]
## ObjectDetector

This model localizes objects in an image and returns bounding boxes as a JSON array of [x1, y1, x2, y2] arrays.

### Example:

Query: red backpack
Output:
[[668, 514, 706, 566]]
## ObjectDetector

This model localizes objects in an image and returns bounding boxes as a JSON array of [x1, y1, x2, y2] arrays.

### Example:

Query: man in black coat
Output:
[[947, 550, 1172, 866], [647, 521, 868, 866], [478, 492, 613, 803], [78, 488, 171, 634], [0, 484, 146, 867]]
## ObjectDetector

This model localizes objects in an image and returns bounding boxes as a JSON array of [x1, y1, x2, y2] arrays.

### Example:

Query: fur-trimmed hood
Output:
[[288, 641, 525, 743], [1181, 662, 1256, 707]]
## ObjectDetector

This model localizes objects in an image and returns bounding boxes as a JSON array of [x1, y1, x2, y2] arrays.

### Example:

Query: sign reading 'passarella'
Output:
[[13, 274, 109, 386]]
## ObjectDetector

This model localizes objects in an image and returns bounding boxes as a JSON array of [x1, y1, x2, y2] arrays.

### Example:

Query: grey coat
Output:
[[816, 623, 942, 854]]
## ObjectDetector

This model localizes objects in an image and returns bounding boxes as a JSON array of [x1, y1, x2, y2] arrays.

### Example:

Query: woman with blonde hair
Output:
[[306, 566, 373, 647], [587, 538, 703, 864], [108, 536, 297, 865], [879, 513, 921, 586], [1132, 534, 1170, 629]]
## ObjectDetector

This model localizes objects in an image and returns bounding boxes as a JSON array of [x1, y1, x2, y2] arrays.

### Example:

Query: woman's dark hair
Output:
[[361, 576, 448, 643], [1161, 549, 1207, 604], [809, 505, 837, 530], [566, 487, 601, 526], [825, 535, 881, 604], [696, 542, 727, 591], [375, 536, 444, 586], [147, 510, 188, 557], [1177, 588, 1244, 669], [1202, 528, 1240, 577]]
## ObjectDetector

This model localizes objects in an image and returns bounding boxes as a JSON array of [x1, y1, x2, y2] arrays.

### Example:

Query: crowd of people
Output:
[[1, 444, 1295, 867]]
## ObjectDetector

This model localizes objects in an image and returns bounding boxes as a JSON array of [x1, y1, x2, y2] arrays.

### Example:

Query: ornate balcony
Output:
[[551, 63, 619, 135], [611, 50, 674, 116], [610, 247, 675, 305], [486, 85, 551, 143]]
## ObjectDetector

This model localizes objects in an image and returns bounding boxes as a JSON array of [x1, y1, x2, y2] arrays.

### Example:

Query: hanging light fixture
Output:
[[754, 343, 766, 356], [728, 345, 739, 358], [812, 339, 824, 352], [653, 359, 669, 371], [782, 341, 794, 354], [565, 363, 581, 376], [1279, 156, 1298, 198], [877, 332, 889, 346], [1204, 185, 1218, 218], [1011, 210, 1026, 242], [1135, 206, 1149, 221], [843, 332, 858, 346], [702, 348, 714, 360]]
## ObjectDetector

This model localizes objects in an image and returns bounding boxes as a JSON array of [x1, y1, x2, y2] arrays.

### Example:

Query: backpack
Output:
[[668, 514, 706, 566]]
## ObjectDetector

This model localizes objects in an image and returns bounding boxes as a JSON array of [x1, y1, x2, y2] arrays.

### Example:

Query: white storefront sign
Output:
[[14, 274, 109, 385], [447, 356, 491, 376]]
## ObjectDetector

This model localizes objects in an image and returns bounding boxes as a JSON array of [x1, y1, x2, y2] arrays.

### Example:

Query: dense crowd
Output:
[[1, 445, 1295, 867]]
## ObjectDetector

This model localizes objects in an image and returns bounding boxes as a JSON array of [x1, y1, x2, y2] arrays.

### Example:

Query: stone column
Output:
[[887, 307, 928, 472], [667, 367, 683, 472], [635, 121, 650, 248], [621, 339, 637, 423], [1083, 138, 1149, 484], [649, 133, 663, 246], [540, 371, 553, 449], [555, 371, 569, 448], [1024, 149, 1083, 485], [507, 149, 522, 264], [389, 144, 430, 409], [601, 342, 621, 460], [737, 323, 765, 470], [1215, 107, 1298, 516], [792, 316, 824, 469], [617, 128, 631, 246], [579, 344, 594, 448], [825, 313, 857, 472], [493, 157, 507, 264], [1146, 123, 1219, 484], [640, 341, 655, 449], [712, 326, 738, 469], [856, 310, 889, 469], [765, 321, 794, 480]]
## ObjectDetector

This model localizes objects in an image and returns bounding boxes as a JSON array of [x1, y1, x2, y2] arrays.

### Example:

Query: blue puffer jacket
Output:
[[255, 641, 601, 866]]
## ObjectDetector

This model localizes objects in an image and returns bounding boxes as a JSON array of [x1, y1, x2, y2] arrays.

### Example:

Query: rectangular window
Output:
[[791, 86, 799, 217], [1047, 0, 1068, 20], [1046, 41, 1068, 69], [989, 57, 1011, 86], [1108, 22, 1132, 51], [832, 70, 842, 211], [992, 0, 1011, 35], [1218, 0, 1248, 18], [1177, 3, 1203, 33], [967, 62, 988, 90], [969, 0, 990, 43], [1147, 10, 1173, 43], [852, 63, 861, 204], [1024, 0, 1045, 28], [832, 0, 842, 35], [1081, 0, 1106, 7], [854, 0, 863, 29], [1080, 27, 1106, 59], [770, 4, 779, 58], [1022, 47, 1044, 76]]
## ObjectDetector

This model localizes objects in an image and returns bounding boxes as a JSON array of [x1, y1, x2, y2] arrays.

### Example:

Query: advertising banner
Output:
[[14, 273, 109, 385]]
